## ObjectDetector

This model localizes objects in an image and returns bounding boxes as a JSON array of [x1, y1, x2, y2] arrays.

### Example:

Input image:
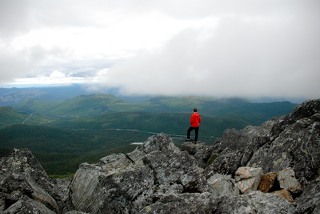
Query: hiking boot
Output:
[[185, 138, 191, 142]]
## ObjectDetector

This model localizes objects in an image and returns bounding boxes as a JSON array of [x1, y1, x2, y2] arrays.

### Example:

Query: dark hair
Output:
[[193, 108, 198, 112]]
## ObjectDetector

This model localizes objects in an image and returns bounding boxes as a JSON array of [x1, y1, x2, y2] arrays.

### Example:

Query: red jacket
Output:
[[190, 112, 201, 127]]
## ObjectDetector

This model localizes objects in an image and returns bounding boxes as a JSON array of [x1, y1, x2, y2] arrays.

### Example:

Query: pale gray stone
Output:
[[235, 167, 263, 193], [277, 168, 302, 193]]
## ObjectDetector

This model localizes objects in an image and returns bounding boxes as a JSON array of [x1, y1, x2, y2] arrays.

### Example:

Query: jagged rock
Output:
[[248, 100, 320, 185], [142, 150, 204, 191], [139, 192, 215, 214], [208, 99, 320, 186], [295, 179, 320, 213], [65, 211, 90, 214], [205, 174, 239, 198], [205, 148, 243, 176], [277, 168, 302, 194], [52, 177, 71, 202], [258, 172, 278, 193], [235, 167, 263, 193], [211, 191, 296, 214], [0, 149, 62, 213], [273, 189, 294, 203], [207, 122, 273, 177], [69, 154, 151, 213], [69, 134, 205, 214], [180, 142, 214, 168], [3, 195, 56, 214]]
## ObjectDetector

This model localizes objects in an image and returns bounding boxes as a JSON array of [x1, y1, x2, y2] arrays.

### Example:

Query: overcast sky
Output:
[[0, 0, 319, 99]]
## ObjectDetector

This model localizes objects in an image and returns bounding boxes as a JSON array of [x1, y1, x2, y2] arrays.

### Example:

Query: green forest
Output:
[[0, 92, 297, 176]]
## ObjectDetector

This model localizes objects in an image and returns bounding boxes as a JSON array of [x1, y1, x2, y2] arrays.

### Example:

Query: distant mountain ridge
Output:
[[0, 107, 28, 128], [0, 86, 298, 175], [0, 85, 91, 105], [0, 85, 305, 104], [0, 93, 297, 138]]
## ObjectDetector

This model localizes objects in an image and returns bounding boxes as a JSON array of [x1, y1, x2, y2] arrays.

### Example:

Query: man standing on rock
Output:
[[186, 108, 201, 143]]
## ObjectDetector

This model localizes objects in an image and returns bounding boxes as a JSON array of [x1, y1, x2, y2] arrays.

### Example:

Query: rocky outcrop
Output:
[[0, 149, 63, 213], [180, 142, 214, 168], [1, 99, 319, 213], [295, 179, 320, 213], [68, 134, 301, 213], [211, 191, 296, 214], [69, 134, 206, 213], [207, 99, 320, 185]]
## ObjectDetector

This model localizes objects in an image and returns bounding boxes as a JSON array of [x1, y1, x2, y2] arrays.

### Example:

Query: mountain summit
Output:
[[0, 99, 319, 213]]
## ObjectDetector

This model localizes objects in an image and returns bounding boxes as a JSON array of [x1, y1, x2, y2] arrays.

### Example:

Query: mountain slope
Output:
[[0, 94, 297, 175], [0, 107, 28, 128], [48, 94, 126, 115]]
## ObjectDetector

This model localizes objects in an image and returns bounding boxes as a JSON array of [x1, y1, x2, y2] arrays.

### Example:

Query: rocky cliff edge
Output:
[[1, 99, 319, 213]]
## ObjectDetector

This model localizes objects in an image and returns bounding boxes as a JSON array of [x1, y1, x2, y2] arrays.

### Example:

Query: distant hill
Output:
[[0, 93, 297, 138], [0, 107, 27, 128], [16, 93, 295, 119], [0, 86, 299, 175], [48, 94, 125, 115], [0, 85, 90, 105]]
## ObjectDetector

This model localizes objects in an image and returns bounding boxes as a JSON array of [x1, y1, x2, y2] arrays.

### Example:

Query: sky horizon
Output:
[[0, 0, 319, 100]]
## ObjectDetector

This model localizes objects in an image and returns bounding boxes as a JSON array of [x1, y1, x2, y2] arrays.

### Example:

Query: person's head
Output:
[[193, 108, 198, 112]]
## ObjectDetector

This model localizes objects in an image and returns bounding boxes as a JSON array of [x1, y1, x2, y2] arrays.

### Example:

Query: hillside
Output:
[[48, 94, 126, 115], [0, 89, 297, 175], [0, 113, 251, 175], [0, 93, 297, 136], [0, 88, 295, 175], [0, 107, 28, 128], [0, 85, 91, 105]]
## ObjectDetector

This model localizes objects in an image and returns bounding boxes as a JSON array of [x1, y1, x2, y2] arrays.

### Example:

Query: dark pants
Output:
[[187, 126, 199, 142]]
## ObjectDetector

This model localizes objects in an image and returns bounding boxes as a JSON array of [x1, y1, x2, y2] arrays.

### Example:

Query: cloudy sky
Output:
[[0, 0, 319, 99]]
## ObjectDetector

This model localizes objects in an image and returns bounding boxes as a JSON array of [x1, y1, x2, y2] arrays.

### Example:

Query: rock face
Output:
[[207, 99, 320, 185], [69, 134, 298, 214], [0, 149, 63, 213], [69, 134, 206, 213], [1, 99, 320, 213], [180, 142, 214, 168]]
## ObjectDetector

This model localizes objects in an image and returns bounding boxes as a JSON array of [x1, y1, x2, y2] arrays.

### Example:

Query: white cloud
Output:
[[0, 0, 319, 99], [101, 1, 320, 99], [9, 71, 85, 87]]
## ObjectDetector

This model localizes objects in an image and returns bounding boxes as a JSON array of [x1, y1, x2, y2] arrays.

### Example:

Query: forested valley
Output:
[[0, 86, 297, 176]]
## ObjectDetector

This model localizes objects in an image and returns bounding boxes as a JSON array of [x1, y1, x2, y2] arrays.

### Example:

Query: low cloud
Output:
[[0, 0, 319, 99], [102, 9, 320, 99]]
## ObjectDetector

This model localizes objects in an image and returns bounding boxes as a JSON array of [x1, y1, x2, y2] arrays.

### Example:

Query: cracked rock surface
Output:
[[70, 134, 206, 213]]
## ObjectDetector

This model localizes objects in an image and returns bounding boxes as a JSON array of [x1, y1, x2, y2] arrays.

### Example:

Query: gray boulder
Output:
[[69, 132, 304, 214], [295, 179, 320, 214], [180, 141, 214, 168], [212, 191, 296, 214], [205, 174, 239, 198], [70, 153, 154, 213], [277, 168, 302, 194], [3, 195, 56, 214], [69, 134, 205, 214], [0, 149, 62, 213], [139, 192, 216, 214], [248, 100, 320, 185], [235, 167, 263, 193], [207, 99, 320, 186]]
